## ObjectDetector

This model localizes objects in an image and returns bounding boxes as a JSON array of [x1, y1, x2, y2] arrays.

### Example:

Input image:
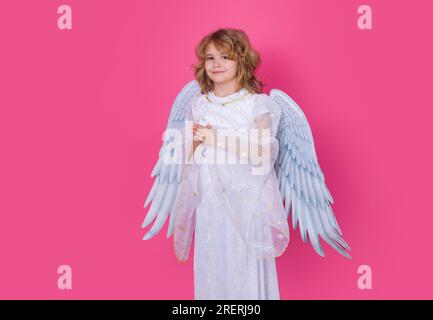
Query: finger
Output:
[[196, 131, 207, 142], [193, 132, 203, 141], [197, 128, 212, 136]]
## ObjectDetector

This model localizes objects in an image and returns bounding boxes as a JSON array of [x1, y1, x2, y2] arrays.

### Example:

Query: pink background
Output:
[[1, 0, 432, 299]]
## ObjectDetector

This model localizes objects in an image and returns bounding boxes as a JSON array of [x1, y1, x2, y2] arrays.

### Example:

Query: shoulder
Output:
[[191, 92, 204, 105], [191, 93, 208, 117], [250, 92, 279, 109], [191, 93, 205, 108], [250, 93, 280, 115]]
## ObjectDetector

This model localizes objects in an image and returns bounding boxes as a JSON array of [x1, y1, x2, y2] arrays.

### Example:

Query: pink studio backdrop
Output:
[[0, 0, 432, 299]]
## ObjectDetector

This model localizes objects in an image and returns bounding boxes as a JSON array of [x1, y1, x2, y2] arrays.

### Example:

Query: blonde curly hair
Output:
[[191, 28, 265, 95]]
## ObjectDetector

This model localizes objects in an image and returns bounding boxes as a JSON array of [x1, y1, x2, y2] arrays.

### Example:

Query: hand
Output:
[[194, 123, 215, 147], [191, 123, 207, 157]]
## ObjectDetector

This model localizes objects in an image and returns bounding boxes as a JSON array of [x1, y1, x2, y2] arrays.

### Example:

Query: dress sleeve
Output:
[[249, 93, 281, 135], [248, 94, 281, 173], [214, 94, 281, 175]]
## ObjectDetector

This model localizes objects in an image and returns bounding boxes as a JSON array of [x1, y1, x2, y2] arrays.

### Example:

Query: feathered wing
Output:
[[270, 89, 351, 259], [141, 80, 201, 240]]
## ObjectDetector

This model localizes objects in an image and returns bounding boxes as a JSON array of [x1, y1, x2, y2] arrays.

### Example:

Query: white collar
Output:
[[206, 88, 250, 105]]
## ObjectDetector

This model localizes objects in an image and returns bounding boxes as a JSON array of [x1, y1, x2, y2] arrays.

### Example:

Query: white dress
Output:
[[173, 88, 290, 300]]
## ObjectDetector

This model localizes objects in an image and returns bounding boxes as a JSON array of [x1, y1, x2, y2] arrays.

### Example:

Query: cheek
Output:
[[227, 62, 238, 74], [204, 61, 212, 69]]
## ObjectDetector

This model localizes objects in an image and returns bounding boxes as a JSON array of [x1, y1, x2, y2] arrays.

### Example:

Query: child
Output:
[[142, 28, 351, 300]]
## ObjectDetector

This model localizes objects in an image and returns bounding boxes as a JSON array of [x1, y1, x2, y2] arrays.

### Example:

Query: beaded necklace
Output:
[[205, 92, 251, 106]]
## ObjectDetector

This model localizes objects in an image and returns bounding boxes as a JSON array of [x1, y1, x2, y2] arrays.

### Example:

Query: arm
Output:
[[197, 112, 279, 169]]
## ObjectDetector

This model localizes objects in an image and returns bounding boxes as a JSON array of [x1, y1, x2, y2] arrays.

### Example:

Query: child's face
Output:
[[204, 42, 238, 87]]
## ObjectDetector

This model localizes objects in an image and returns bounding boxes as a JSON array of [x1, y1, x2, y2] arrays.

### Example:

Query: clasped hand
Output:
[[193, 123, 216, 147]]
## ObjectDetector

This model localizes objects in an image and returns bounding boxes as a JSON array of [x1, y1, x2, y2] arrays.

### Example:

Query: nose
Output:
[[212, 58, 222, 68]]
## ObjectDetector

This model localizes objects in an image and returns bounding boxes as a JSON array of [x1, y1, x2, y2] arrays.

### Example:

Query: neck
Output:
[[212, 80, 241, 97]]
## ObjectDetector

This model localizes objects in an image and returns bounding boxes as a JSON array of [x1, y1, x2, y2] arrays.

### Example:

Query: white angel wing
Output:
[[270, 89, 351, 259], [141, 80, 201, 240]]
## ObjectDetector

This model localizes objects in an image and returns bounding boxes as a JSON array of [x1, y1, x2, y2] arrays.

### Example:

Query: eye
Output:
[[222, 55, 228, 59], [206, 57, 213, 60]]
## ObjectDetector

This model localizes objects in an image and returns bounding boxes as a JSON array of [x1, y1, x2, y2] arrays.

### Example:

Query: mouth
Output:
[[211, 71, 225, 74]]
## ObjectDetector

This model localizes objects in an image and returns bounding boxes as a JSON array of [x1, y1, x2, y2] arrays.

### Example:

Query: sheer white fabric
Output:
[[173, 88, 289, 300], [172, 95, 200, 262]]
